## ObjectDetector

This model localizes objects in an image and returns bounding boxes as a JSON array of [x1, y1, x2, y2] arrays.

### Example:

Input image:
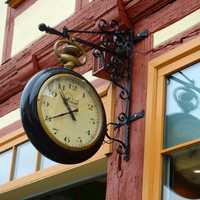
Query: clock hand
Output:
[[59, 90, 77, 121], [48, 108, 79, 120]]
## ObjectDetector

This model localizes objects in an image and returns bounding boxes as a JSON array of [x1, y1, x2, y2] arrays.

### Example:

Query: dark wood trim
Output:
[[126, 0, 176, 23], [7, 0, 24, 8], [13, 0, 37, 17], [0, 120, 22, 138]]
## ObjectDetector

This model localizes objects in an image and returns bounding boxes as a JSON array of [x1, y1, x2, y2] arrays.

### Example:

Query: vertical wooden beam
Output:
[[82, 0, 89, 8], [75, 0, 82, 11], [2, 7, 14, 63]]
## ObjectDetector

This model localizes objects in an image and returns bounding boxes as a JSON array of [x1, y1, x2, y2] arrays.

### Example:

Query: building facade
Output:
[[1, 0, 200, 199]]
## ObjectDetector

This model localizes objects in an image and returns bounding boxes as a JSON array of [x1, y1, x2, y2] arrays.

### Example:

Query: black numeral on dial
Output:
[[58, 83, 65, 91], [64, 137, 70, 143], [69, 84, 77, 91], [87, 130, 91, 135], [52, 128, 59, 134], [88, 104, 94, 111], [45, 116, 51, 122], [90, 118, 96, 125], [77, 137, 83, 143]]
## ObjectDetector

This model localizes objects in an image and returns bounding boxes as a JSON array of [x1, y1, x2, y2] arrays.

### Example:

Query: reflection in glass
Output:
[[165, 62, 200, 148], [163, 144, 200, 200], [0, 149, 12, 185], [14, 142, 37, 179], [40, 155, 57, 170]]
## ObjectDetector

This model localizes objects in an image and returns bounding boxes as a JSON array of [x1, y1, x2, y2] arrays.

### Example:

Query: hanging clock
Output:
[[20, 67, 106, 164]]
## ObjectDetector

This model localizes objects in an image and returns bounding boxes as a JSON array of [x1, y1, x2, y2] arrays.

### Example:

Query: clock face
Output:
[[37, 73, 104, 151], [21, 67, 106, 163]]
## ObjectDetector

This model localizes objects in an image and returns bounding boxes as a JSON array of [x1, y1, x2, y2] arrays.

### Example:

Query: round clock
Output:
[[20, 67, 106, 164]]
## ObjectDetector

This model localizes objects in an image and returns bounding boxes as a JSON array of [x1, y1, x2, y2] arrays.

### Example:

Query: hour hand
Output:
[[59, 90, 77, 121]]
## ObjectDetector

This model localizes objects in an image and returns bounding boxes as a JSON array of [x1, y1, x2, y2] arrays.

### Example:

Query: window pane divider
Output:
[[9, 146, 17, 181], [36, 152, 41, 171], [161, 138, 200, 155]]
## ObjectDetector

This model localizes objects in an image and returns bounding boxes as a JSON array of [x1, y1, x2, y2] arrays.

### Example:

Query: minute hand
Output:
[[59, 91, 77, 121], [49, 109, 78, 120]]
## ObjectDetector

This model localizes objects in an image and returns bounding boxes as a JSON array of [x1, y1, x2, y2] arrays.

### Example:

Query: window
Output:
[[0, 149, 12, 185], [13, 141, 37, 179], [143, 36, 200, 200], [40, 155, 57, 170], [163, 64, 200, 199], [0, 140, 58, 186]]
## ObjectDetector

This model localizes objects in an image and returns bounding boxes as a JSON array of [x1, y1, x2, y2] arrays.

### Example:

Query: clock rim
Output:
[[37, 72, 106, 151], [20, 67, 107, 164]]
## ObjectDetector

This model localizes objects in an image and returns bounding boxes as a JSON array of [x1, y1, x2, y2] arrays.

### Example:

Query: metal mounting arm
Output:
[[39, 23, 127, 58]]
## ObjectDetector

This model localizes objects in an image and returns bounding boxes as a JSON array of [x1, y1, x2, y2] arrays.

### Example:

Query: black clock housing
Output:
[[20, 67, 106, 164]]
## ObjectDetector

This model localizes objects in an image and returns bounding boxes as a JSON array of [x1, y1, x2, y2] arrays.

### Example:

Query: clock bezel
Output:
[[37, 73, 105, 151], [20, 67, 107, 164]]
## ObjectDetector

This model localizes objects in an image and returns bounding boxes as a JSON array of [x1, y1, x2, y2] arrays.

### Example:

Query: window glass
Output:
[[164, 62, 200, 148], [40, 155, 57, 170], [0, 149, 12, 185], [163, 62, 200, 199], [163, 144, 200, 200], [0, 1, 7, 63], [12, 0, 76, 56], [14, 141, 37, 179]]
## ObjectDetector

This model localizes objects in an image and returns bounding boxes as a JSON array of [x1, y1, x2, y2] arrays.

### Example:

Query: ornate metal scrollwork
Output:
[[92, 20, 147, 160]]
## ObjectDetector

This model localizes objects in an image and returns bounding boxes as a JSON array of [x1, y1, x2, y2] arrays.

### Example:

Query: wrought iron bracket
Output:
[[38, 20, 148, 161]]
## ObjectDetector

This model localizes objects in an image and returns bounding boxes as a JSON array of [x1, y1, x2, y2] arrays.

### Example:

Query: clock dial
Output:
[[21, 67, 106, 163], [37, 74, 103, 151]]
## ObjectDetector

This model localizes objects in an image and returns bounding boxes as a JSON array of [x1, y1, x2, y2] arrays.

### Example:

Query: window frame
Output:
[[143, 36, 200, 200]]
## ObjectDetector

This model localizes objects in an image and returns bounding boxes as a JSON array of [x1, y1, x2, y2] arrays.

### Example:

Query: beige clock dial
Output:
[[37, 73, 104, 151]]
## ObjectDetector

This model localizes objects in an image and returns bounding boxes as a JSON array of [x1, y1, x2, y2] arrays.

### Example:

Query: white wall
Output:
[[12, 0, 76, 56], [154, 8, 200, 47]]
